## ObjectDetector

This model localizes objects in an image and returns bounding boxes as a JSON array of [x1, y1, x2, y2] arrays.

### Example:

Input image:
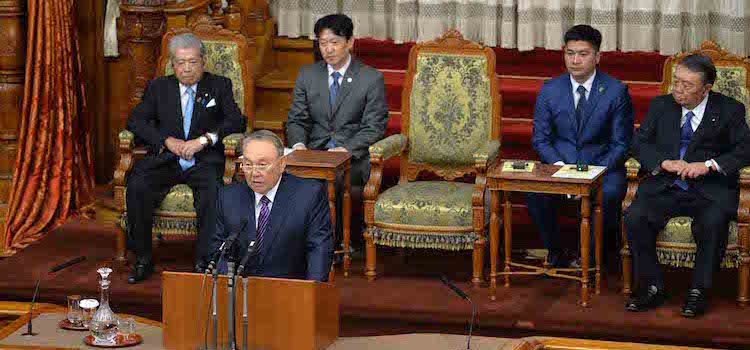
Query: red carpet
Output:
[[1, 219, 749, 349]]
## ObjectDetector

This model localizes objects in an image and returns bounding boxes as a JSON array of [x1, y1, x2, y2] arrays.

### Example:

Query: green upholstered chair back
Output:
[[158, 20, 253, 118], [164, 40, 246, 114], [407, 53, 492, 167], [401, 29, 500, 180], [663, 41, 750, 127]]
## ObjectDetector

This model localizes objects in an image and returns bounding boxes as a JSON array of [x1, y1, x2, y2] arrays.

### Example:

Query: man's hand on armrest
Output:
[[164, 137, 186, 158], [660, 159, 688, 174]]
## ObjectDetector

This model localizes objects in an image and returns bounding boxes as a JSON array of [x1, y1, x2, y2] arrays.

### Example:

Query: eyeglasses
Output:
[[672, 79, 699, 92], [240, 157, 280, 173]]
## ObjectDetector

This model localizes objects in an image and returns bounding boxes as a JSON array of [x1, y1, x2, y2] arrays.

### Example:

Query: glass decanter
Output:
[[89, 267, 120, 343]]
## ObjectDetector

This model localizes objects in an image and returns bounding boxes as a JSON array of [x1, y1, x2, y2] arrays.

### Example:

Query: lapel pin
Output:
[[598, 86, 604, 93], [347, 77, 352, 83]]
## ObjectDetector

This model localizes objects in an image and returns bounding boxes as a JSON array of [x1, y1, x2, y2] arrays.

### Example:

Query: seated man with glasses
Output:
[[625, 54, 750, 317], [125, 33, 246, 283], [210, 130, 333, 281]]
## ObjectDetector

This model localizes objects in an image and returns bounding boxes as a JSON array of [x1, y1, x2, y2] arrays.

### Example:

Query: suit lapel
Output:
[[258, 174, 293, 265], [580, 73, 603, 135], [332, 58, 360, 117], [188, 74, 209, 139], [667, 95, 683, 158], [245, 183, 258, 244], [687, 92, 719, 155], [170, 77, 184, 136], [315, 62, 332, 120]]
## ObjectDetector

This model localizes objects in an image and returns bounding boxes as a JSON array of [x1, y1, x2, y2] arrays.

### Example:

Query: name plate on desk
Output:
[[551, 165, 606, 180], [501, 161, 535, 172]]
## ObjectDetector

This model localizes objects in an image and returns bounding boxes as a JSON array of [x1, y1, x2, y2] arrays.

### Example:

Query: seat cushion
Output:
[[656, 217, 739, 268], [370, 181, 480, 250], [120, 184, 198, 240]]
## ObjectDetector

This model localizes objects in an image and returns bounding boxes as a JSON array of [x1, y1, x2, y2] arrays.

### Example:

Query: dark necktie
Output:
[[673, 111, 695, 191], [575, 85, 588, 131], [256, 196, 271, 249], [329, 71, 341, 110]]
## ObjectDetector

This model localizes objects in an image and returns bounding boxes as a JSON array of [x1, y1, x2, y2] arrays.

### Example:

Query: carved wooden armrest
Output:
[[114, 130, 135, 187], [472, 140, 500, 174], [738, 166, 750, 225], [222, 132, 245, 185], [364, 134, 407, 219], [621, 157, 642, 213]]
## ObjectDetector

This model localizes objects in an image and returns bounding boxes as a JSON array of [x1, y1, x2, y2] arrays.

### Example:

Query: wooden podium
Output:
[[162, 271, 339, 350]]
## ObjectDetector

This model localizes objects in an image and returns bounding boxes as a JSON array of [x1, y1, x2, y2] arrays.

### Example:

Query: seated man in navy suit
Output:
[[527, 25, 634, 268], [212, 130, 333, 282]]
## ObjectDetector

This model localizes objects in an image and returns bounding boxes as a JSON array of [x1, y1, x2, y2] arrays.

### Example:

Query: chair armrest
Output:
[[621, 157, 642, 214], [113, 130, 135, 187], [368, 134, 407, 162], [472, 140, 500, 172], [625, 157, 641, 179], [738, 166, 750, 224], [223, 133, 245, 185]]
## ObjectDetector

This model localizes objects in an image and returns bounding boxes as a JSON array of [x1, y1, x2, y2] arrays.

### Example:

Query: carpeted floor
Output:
[[0, 218, 748, 349]]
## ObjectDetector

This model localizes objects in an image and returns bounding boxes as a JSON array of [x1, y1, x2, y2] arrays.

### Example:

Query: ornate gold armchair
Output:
[[620, 41, 750, 306], [363, 30, 501, 286], [114, 17, 252, 261]]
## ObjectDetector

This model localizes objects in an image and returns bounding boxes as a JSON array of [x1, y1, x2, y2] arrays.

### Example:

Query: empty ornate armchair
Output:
[[363, 30, 501, 285], [620, 41, 750, 306], [114, 17, 252, 261]]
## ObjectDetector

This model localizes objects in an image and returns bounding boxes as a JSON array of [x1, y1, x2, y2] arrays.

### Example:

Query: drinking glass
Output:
[[66, 295, 83, 326]]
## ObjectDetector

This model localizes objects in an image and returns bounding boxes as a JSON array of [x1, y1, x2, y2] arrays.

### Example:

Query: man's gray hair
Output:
[[242, 130, 284, 158], [168, 33, 206, 61]]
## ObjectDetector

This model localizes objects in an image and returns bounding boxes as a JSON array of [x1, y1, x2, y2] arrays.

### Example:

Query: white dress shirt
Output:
[[253, 176, 282, 230], [570, 71, 596, 109]]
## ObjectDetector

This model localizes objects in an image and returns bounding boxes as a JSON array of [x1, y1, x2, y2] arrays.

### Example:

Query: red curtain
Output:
[[1, 0, 95, 255]]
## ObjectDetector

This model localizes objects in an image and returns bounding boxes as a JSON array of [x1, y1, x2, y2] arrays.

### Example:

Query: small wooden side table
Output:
[[284, 150, 353, 277], [486, 161, 606, 307]]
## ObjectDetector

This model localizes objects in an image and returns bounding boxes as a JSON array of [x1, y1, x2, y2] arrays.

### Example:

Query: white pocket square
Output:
[[206, 98, 216, 107]]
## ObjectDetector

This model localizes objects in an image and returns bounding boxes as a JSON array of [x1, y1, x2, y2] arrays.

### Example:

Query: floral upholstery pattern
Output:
[[657, 217, 739, 268], [165, 40, 245, 114], [120, 184, 197, 238], [371, 181, 478, 250], [369, 134, 407, 160], [408, 53, 491, 168], [669, 65, 749, 125]]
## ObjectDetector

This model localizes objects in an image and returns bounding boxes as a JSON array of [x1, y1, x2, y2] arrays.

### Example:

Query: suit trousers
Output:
[[126, 156, 221, 265], [526, 170, 626, 263], [624, 185, 732, 290]]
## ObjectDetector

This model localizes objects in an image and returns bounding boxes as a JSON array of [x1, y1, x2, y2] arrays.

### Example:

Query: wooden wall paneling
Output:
[[0, 0, 25, 228]]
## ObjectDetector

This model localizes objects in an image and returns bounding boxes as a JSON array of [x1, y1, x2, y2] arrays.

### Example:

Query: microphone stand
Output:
[[242, 276, 248, 350], [465, 298, 476, 350], [227, 261, 237, 350], [438, 275, 476, 350], [21, 276, 42, 336]]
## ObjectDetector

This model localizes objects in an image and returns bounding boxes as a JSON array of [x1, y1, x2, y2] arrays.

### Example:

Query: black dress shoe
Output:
[[546, 250, 571, 268], [681, 288, 706, 318], [127, 262, 154, 284], [625, 285, 666, 312], [195, 264, 208, 273]]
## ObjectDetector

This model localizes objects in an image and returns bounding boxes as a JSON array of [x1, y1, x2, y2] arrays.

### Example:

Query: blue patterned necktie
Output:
[[179, 87, 195, 170], [575, 85, 588, 131], [327, 71, 342, 149], [256, 196, 271, 249], [673, 111, 695, 191]]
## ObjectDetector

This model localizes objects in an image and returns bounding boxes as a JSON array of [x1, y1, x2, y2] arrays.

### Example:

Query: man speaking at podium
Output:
[[211, 130, 334, 282]]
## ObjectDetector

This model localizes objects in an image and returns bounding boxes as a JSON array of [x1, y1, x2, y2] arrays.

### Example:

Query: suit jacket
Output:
[[127, 72, 246, 167], [633, 92, 750, 212], [531, 71, 634, 172], [286, 57, 389, 184], [213, 173, 333, 282]]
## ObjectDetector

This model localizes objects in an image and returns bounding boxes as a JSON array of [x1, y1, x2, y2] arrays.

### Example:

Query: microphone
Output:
[[23, 256, 87, 337], [235, 241, 257, 277], [49, 256, 86, 273], [205, 219, 247, 275], [438, 275, 475, 350]]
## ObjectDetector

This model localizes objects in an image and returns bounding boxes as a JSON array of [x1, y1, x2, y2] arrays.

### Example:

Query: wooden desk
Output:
[[285, 150, 353, 277], [487, 161, 606, 307]]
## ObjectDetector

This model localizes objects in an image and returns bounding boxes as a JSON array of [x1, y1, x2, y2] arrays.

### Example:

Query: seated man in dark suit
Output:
[[125, 33, 246, 283], [212, 130, 333, 282], [624, 54, 750, 317], [528, 24, 634, 268], [286, 14, 389, 251]]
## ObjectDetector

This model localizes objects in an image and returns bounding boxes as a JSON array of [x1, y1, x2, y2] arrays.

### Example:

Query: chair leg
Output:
[[472, 237, 485, 288], [116, 229, 127, 263], [364, 229, 377, 281], [738, 224, 749, 307], [620, 218, 633, 298]]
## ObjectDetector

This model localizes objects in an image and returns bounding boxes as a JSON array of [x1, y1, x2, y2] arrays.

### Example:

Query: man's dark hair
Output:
[[678, 54, 717, 86], [314, 14, 354, 40], [564, 24, 602, 52]]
